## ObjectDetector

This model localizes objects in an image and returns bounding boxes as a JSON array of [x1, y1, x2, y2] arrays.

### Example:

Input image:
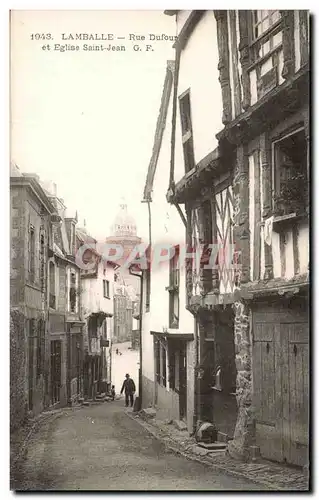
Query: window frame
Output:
[[271, 126, 308, 216], [179, 89, 195, 174], [248, 10, 283, 66], [168, 247, 180, 329], [103, 279, 110, 299], [49, 261, 56, 309], [28, 225, 36, 283], [69, 268, 77, 313]]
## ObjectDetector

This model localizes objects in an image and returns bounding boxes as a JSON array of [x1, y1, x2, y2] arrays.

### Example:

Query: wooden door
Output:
[[51, 340, 61, 404], [252, 304, 309, 466], [282, 322, 309, 466], [179, 347, 187, 420]]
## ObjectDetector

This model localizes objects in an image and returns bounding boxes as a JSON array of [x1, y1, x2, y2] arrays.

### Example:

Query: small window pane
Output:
[[273, 31, 282, 47], [271, 10, 280, 23]]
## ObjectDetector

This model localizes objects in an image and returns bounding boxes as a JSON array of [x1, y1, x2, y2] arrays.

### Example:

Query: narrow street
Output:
[[14, 401, 263, 491], [111, 341, 139, 396]]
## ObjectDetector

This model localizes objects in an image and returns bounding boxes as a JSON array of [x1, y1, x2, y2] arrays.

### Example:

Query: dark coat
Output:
[[121, 378, 136, 395]]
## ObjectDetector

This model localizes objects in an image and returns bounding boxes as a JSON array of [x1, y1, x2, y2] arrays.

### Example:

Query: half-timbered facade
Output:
[[166, 9, 309, 466]]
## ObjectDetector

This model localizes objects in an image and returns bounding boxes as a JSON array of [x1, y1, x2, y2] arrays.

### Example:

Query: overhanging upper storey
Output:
[[167, 146, 234, 204]]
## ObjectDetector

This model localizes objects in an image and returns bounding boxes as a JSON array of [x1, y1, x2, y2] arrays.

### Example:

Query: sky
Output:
[[10, 10, 176, 241]]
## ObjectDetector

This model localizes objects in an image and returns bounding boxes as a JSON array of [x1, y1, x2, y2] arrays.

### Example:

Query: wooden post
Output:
[[214, 10, 232, 124], [260, 133, 274, 280], [280, 10, 295, 80], [238, 11, 251, 110]]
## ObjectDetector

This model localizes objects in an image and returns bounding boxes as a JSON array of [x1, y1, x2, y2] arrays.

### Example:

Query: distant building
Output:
[[76, 225, 116, 398], [106, 203, 142, 343]]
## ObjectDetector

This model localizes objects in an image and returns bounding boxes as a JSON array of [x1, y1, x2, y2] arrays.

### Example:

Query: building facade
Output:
[[140, 60, 196, 432], [44, 185, 85, 408], [10, 167, 56, 427], [76, 226, 115, 399], [166, 10, 309, 466], [10, 167, 87, 432]]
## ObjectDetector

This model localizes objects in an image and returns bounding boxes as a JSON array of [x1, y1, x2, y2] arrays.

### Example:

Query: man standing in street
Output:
[[120, 373, 136, 407]]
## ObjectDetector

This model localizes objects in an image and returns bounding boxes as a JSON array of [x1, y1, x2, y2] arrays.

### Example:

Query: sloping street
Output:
[[111, 341, 139, 396], [13, 401, 264, 491]]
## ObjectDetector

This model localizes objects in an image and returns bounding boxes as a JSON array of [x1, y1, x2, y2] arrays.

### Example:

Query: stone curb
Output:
[[126, 412, 308, 491]]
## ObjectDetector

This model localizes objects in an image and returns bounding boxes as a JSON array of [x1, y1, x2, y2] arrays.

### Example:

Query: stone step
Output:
[[173, 420, 188, 432], [197, 441, 227, 450], [95, 393, 106, 400]]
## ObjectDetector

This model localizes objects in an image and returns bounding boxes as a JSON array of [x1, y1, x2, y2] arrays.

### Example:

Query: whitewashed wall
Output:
[[174, 11, 223, 183], [81, 261, 114, 316]]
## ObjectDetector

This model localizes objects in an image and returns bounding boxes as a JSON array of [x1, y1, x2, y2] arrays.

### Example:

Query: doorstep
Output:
[[129, 412, 309, 491]]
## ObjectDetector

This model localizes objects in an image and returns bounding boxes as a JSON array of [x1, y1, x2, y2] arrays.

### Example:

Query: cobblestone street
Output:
[[12, 402, 265, 491]]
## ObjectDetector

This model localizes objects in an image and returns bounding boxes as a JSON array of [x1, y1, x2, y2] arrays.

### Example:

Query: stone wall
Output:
[[155, 383, 179, 422], [228, 300, 254, 460], [141, 374, 154, 409], [10, 309, 27, 431], [186, 341, 196, 434]]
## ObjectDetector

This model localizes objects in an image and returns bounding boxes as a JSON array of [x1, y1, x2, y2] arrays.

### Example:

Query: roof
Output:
[[10, 174, 56, 215], [76, 227, 118, 269], [142, 60, 175, 202]]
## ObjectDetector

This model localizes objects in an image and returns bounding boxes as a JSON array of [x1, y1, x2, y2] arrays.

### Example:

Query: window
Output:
[[71, 333, 81, 380], [273, 128, 308, 216], [252, 10, 281, 40], [28, 225, 35, 282], [103, 320, 107, 338], [88, 315, 98, 338], [168, 247, 179, 329], [49, 261, 56, 309], [179, 90, 195, 173], [103, 279, 110, 298], [69, 270, 77, 313], [39, 232, 45, 292], [250, 11, 282, 61]]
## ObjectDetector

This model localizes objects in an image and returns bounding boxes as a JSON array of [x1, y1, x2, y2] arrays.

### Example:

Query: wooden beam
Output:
[[215, 10, 232, 124], [238, 10, 251, 110], [174, 11, 205, 51], [280, 10, 295, 80], [233, 144, 250, 283], [229, 10, 242, 118], [253, 150, 261, 281], [260, 133, 274, 280], [299, 11, 309, 68], [292, 224, 300, 276]]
